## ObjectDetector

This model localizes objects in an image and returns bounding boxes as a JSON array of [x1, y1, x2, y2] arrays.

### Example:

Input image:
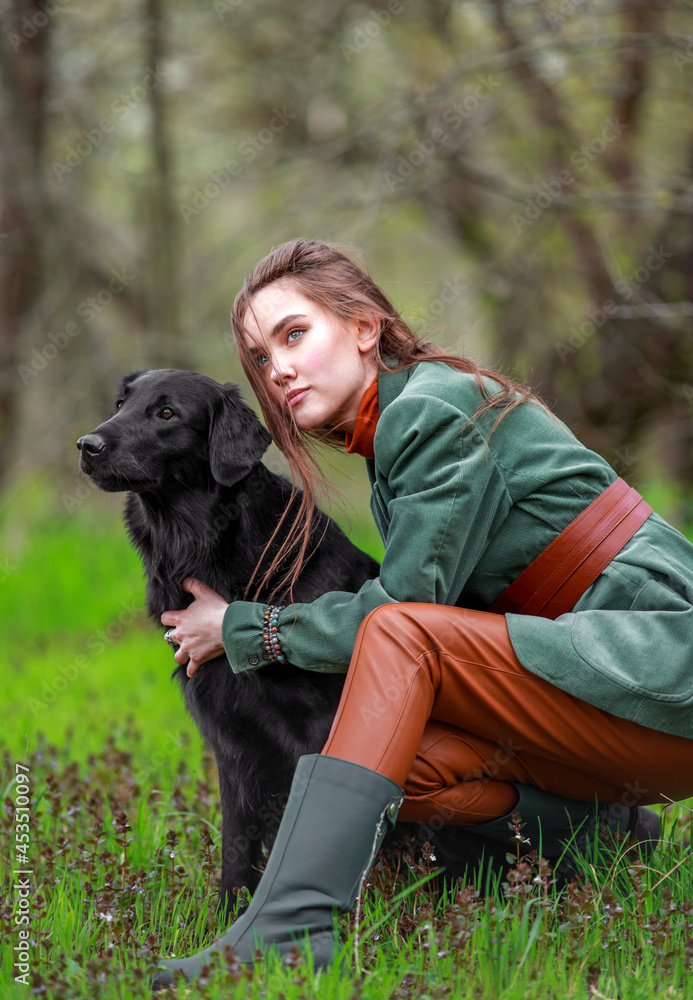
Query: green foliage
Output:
[[9, 0, 693, 501]]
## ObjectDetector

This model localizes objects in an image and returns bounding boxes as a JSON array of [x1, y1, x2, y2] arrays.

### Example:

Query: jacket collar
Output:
[[376, 360, 419, 414]]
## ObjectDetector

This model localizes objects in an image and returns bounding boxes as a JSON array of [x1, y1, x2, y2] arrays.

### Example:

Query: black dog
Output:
[[77, 368, 504, 916]]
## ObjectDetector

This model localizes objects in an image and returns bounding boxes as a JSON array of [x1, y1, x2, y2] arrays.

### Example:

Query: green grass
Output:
[[1, 475, 692, 998], [1, 736, 691, 1000]]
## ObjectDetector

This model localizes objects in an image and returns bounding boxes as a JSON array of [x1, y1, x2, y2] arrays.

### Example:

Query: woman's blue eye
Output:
[[255, 328, 303, 369]]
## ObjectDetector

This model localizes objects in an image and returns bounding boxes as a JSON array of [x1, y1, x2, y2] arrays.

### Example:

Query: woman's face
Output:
[[241, 278, 379, 433]]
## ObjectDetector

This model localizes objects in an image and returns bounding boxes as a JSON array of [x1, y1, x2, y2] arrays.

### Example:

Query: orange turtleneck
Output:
[[343, 375, 379, 459]]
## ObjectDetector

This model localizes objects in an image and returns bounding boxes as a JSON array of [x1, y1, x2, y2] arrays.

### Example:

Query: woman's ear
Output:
[[356, 314, 380, 355]]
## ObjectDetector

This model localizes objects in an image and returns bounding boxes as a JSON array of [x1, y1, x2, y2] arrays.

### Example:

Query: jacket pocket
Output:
[[570, 587, 693, 702], [629, 577, 689, 612]]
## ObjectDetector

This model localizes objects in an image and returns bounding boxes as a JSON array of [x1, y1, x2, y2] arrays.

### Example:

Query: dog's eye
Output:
[[159, 407, 175, 420], [115, 399, 124, 410]]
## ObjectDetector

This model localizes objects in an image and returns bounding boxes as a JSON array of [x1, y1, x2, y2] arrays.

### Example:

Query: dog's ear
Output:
[[209, 383, 272, 487], [110, 370, 151, 416], [118, 369, 150, 393]]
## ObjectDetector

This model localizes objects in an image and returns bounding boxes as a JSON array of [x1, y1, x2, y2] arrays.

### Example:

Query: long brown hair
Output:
[[231, 239, 555, 603]]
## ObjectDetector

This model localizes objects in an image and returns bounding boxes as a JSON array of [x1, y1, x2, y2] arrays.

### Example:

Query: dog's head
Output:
[[77, 369, 272, 493]]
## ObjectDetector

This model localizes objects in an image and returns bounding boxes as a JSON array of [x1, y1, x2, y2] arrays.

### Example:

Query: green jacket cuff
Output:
[[222, 601, 268, 673]]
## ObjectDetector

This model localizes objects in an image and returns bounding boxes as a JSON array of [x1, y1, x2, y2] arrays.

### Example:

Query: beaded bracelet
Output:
[[262, 604, 286, 662]]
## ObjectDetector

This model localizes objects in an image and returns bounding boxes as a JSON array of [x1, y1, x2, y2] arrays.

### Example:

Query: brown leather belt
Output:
[[487, 477, 653, 621]]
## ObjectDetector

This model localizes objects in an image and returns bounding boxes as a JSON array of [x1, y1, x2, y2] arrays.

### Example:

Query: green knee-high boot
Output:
[[150, 754, 403, 992], [471, 783, 661, 863]]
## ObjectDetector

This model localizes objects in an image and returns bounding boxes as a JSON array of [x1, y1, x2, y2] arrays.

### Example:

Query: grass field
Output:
[[1, 475, 692, 999]]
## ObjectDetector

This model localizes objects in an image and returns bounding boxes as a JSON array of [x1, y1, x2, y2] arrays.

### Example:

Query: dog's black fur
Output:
[[78, 368, 504, 916]]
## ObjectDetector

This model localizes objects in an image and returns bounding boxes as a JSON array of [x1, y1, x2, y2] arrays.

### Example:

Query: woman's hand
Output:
[[161, 578, 229, 678]]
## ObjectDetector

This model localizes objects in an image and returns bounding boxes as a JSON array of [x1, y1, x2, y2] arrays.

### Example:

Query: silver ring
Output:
[[164, 628, 176, 646]]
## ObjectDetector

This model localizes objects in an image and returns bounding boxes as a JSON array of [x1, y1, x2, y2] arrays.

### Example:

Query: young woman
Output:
[[152, 240, 693, 989]]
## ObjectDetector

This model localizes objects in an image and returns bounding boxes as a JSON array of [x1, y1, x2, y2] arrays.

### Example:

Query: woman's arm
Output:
[[223, 392, 511, 673]]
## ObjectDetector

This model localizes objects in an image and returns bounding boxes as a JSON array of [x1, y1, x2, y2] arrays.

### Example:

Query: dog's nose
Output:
[[77, 433, 106, 457]]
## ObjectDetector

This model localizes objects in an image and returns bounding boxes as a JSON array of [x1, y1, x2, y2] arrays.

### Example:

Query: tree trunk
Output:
[[0, 0, 51, 487]]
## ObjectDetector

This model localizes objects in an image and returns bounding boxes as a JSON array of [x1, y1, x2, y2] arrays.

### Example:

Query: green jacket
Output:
[[222, 360, 693, 739]]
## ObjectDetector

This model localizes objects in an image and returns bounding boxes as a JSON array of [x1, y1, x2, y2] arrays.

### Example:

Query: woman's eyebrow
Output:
[[269, 313, 306, 339]]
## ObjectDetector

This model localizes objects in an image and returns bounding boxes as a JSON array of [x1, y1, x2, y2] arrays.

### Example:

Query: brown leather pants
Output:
[[320, 604, 693, 824]]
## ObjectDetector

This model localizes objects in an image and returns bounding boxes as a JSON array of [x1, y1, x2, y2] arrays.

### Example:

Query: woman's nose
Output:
[[270, 357, 294, 385]]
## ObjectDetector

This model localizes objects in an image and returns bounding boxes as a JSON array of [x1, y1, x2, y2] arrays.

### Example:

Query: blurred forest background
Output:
[[3, 6, 693, 991], [1, 0, 693, 524]]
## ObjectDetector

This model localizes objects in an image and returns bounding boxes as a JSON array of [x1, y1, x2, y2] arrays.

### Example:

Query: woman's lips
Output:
[[288, 389, 310, 407]]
